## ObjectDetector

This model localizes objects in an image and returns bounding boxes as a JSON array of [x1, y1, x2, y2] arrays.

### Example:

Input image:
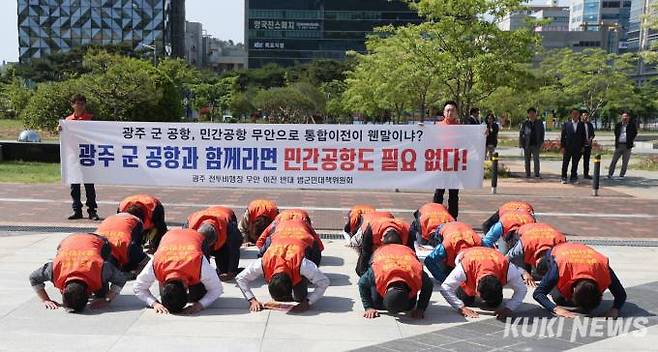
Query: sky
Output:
[[0, 0, 568, 64]]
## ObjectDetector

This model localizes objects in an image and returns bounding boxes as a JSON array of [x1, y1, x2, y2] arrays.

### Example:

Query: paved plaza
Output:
[[1, 159, 658, 351]]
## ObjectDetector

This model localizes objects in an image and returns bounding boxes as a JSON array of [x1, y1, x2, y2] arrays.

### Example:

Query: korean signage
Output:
[[60, 121, 486, 190], [251, 20, 321, 31]]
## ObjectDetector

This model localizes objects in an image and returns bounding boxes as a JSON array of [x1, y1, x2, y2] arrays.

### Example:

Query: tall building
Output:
[[533, 7, 571, 32], [245, 0, 422, 68], [185, 21, 203, 67], [497, 2, 567, 31], [569, 0, 632, 33], [627, 0, 657, 51], [17, 0, 185, 63]]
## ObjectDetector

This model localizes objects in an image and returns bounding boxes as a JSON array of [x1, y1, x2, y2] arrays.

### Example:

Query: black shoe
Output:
[[560, 178, 568, 184], [584, 175, 592, 180], [68, 212, 83, 220], [88, 211, 100, 221]]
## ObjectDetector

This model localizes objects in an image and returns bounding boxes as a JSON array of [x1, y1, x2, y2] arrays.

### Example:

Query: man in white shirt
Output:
[[133, 229, 223, 315], [236, 237, 330, 313], [439, 247, 527, 320]]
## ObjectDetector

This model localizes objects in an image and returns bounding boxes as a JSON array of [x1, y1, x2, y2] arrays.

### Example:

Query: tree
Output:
[[1, 75, 33, 118], [21, 78, 90, 131], [252, 86, 317, 123], [189, 76, 237, 121]]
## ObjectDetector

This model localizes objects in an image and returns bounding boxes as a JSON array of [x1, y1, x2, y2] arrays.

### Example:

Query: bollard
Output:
[[491, 152, 498, 195], [592, 154, 601, 197]]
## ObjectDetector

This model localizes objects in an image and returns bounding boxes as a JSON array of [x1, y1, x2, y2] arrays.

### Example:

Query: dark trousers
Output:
[[70, 183, 97, 213], [561, 149, 581, 180], [433, 189, 459, 219], [523, 145, 541, 177], [148, 203, 168, 251], [370, 287, 417, 311], [214, 222, 243, 274], [582, 145, 592, 176]]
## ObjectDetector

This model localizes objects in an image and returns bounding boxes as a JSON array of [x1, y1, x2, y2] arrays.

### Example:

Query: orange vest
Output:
[[118, 194, 160, 230], [369, 218, 410, 248], [207, 206, 236, 222], [460, 247, 509, 297], [153, 229, 205, 286], [65, 112, 93, 121], [247, 199, 279, 223], [267, 219, 317, 249], [499, 201, 534, 216], [517, 223, 567, 266], [95, 213, 142, 266], [552, 243, 611, 300], [358, 211, 394, 234], [52, 234, 105, 293], [420, 212, 455, 241], [499, 211, 536, 238], [440, 222, 482, 268], [371, 244, 423, 297], [262, 237, 306, 285], [187, 207, 234, 251], [345, 204, 376, 235]]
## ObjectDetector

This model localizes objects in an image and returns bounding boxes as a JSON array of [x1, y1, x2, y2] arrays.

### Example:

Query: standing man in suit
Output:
[[464, 107, 481, 125], [560, 109, 586, 184], [519, 108, 545, 179], [608, 112, 638, 180], [581, 111, 596, 179]]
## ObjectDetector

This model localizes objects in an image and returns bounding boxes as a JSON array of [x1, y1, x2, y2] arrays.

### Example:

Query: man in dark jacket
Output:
[[486, 113, 499, 160], [560, 109, 586, 184], [464, 107, 481, 125], [581, 111, 596, 179], [608, 112, 638, 179], [519, 108, 545, 178]]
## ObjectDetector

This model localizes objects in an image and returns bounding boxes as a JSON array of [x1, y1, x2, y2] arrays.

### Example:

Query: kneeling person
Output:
[[440, 247, 527, 319], [482, 201, 534, 235], [533, 243, 626, 318], [424, 222, 482, 284], [95, 206, 149, 275], [238, 199, 279, 245], [118, 194, 168, 251], [412, 203, 455, 246], [236, 236, 330, 313], [506, 223, 567, 286], [258, 219, 323, 266], [359, 244, 433, 319], [29, 233, 128, 312], [185, 206, 243, 281], [356, 217, 412, 276], [133, 229, 223, 314], [483, 210, 536, 254], [344, 204, 376, 238]]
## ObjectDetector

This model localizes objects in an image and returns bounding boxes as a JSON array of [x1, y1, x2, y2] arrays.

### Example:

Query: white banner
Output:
[[60, 121, 486, 190]]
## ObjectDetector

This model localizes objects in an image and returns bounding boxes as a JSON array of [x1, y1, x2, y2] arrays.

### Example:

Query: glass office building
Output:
[[569, 0, 632, 31], [245, 0, 422, 68], [17, 0, 182, 62], [627, 0, 657, 51]]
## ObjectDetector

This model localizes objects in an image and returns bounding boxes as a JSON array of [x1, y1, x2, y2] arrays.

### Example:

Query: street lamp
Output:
[[140, 43, 157, 66]]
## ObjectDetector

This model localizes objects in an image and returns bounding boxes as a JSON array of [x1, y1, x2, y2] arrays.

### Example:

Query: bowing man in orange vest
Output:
[[355, 217, 413, 276], [505, 223, 567, 286], [347, 210, 394, 249], [482, 210, 536, 254], [424, 222, 483, 284], [440, 247, 527, 319], [411, 202, 456, 246], [482, 201, 535, 235], [235, 236, 330, 313], [133, 229, 223, 315], [533, 243, 626, 319], [238, 199, 279, 245], [95, 205, 149, 274], [343, 204, 376, 238], [257, 218, 323, 266], [29, 233, 128, 312], [183, 206, 243, 281], [255, 209, 323, 260], [358, 244, 433, 319], [118, 194, 168, 252]]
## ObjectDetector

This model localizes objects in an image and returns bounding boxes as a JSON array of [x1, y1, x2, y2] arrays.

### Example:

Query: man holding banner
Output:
[[433, 101, 462, 219]]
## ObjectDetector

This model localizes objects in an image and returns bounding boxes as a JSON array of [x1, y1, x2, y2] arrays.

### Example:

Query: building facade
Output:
[[569, 0, 632, 34], [533, 7, 571, 32], [17, 0, 185, 62], [245, 0, 422, 68], [627, 0, 657, 51]]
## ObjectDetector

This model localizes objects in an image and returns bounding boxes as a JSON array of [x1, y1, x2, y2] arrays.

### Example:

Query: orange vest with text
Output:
[[499, 211, 536, 239], [369, 217, 410, 248], [517, 223, 567, 266], [53, 234, 105, 293], [262, 237, 306, 285], [499, 201, 534, 216], [118, 194, 160, 230], [153, 229, 205, 286], [345, 204, 376, 235], [552, 243, 611, 300], [418, 203, 455, 241], [371, 244, 423, 297], [440, 222, 482, 268], [358, 211, 395, 234], [460, 247, 509, 297], [187, 207, 234, 251], [247, 199, 279, 223], [95, 213, 142, 266], [267, 219, 317, 249]]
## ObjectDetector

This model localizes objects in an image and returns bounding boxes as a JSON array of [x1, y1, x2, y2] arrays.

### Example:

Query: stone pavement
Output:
[[1, 233, 657, 351]]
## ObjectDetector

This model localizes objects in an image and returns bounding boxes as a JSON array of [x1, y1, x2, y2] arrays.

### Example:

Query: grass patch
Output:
[[0, 119, 59, 141], [0, 161, 61, 183], [633, 156, 658, 171]]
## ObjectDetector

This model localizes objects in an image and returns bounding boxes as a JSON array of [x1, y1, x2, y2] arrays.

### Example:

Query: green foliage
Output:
[[0, 76, 33, 119], [252, 86, 318, 123], [21, 78, 90, 131]]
